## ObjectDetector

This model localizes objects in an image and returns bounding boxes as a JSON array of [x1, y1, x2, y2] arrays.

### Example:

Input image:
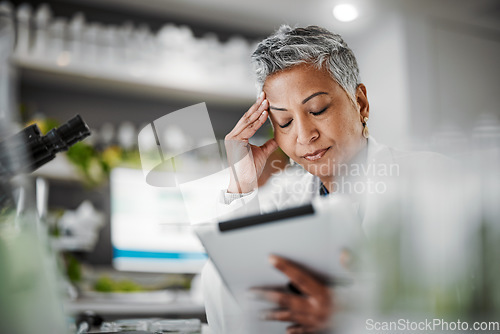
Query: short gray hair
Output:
[[251, 25, 360, 103]]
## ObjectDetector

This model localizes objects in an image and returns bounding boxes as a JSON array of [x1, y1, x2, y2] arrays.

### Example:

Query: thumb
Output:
[[259, 138, 279, 158]]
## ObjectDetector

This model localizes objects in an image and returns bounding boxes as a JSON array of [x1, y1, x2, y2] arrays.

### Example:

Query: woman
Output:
[[203, 25, 440, 334]]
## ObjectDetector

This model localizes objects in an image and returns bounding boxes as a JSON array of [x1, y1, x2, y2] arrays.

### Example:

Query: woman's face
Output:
[[263, 63, 369, 180]]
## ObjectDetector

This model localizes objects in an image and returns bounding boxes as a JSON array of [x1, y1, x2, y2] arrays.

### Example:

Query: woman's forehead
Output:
[[263, 65, 340, 104]]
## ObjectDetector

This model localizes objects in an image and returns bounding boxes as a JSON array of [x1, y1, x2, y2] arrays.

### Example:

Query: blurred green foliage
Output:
[[93, 276, 144, 293], [64, 253, 82, 283]]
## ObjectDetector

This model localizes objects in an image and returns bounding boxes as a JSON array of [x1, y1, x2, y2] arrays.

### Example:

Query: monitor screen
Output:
[[110, 167, 207, 273]]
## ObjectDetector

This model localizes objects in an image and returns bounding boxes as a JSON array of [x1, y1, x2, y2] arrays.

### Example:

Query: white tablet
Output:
[[195, 196, 363, 332]]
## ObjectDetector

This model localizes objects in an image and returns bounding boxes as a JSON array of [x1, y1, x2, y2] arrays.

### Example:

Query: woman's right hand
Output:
[[225, 92, 278, 193]]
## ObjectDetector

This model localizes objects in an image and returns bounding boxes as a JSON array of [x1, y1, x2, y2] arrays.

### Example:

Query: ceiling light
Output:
[[333, 4, 359, 22]]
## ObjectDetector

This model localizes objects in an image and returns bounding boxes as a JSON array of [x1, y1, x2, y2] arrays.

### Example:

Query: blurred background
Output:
[[9, 0, 500, 145], [0, 0, 499, 332]]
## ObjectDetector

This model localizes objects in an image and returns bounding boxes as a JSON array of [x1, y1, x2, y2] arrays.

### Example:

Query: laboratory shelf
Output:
[[31, 154, 83, 182], [64, 290, 205, 316], [14, 57, 255, 106]]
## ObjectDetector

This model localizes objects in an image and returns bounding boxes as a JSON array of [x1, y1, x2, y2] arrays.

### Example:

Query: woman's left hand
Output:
[[254, 255, 334, 334]]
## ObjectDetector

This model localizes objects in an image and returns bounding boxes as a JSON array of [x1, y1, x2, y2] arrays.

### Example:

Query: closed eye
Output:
[[311, 107, 327, 116], [279, 119, 293, 128], [278, 106, 327, 128]]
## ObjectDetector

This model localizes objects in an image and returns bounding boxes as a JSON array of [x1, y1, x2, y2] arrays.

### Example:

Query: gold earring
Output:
[[362, 117, 369, 139]]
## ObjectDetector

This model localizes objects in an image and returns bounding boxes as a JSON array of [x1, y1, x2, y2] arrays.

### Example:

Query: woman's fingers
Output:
[[228, 96, 264, 138], [286, 324, 316, 334], [224, 92, 272, 193], [269, 255, 329, 302], [252, 289, 308, 312], [252, 255, 334, 331], [229, 99, 269, 140], [232, 100, 269, 139], [249, 91, 266, 112], [265, 310, 319, 328]]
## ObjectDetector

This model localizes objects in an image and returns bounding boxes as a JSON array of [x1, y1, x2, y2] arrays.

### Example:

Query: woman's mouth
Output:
[[302, 147, 330, 161]]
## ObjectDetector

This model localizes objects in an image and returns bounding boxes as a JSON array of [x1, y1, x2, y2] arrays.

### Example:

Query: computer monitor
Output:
[[110, 167, 207, 273]]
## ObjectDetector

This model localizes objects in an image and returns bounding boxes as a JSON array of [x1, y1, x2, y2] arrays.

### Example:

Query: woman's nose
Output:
[[296, 118, 319, 145]]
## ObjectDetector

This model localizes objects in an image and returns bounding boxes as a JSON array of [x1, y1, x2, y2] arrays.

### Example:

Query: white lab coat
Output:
[[201, 137, 447, 333]]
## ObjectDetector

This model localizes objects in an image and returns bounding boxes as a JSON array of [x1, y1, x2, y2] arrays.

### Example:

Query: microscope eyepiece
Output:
[[0, 114, 91, 179], [43, 115, 91, 153]]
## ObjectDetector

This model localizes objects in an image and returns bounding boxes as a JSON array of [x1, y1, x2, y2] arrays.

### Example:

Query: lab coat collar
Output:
[[366, 136, 395, 164]]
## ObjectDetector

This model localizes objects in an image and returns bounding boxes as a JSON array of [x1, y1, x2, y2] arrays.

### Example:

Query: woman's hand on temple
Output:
[[255, 255, 334, 334], [225, 92, 278, 193]]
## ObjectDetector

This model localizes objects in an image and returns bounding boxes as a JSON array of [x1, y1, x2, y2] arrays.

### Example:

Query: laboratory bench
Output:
[[65, 290, 206, 320], [64, 288, 209, 333]]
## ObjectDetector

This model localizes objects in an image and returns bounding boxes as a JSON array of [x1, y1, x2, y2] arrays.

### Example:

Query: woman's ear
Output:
[[356, 84, 369, 120]]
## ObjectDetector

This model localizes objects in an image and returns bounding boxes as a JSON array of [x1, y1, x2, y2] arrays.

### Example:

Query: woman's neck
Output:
[[320, 137, 368, 193]]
